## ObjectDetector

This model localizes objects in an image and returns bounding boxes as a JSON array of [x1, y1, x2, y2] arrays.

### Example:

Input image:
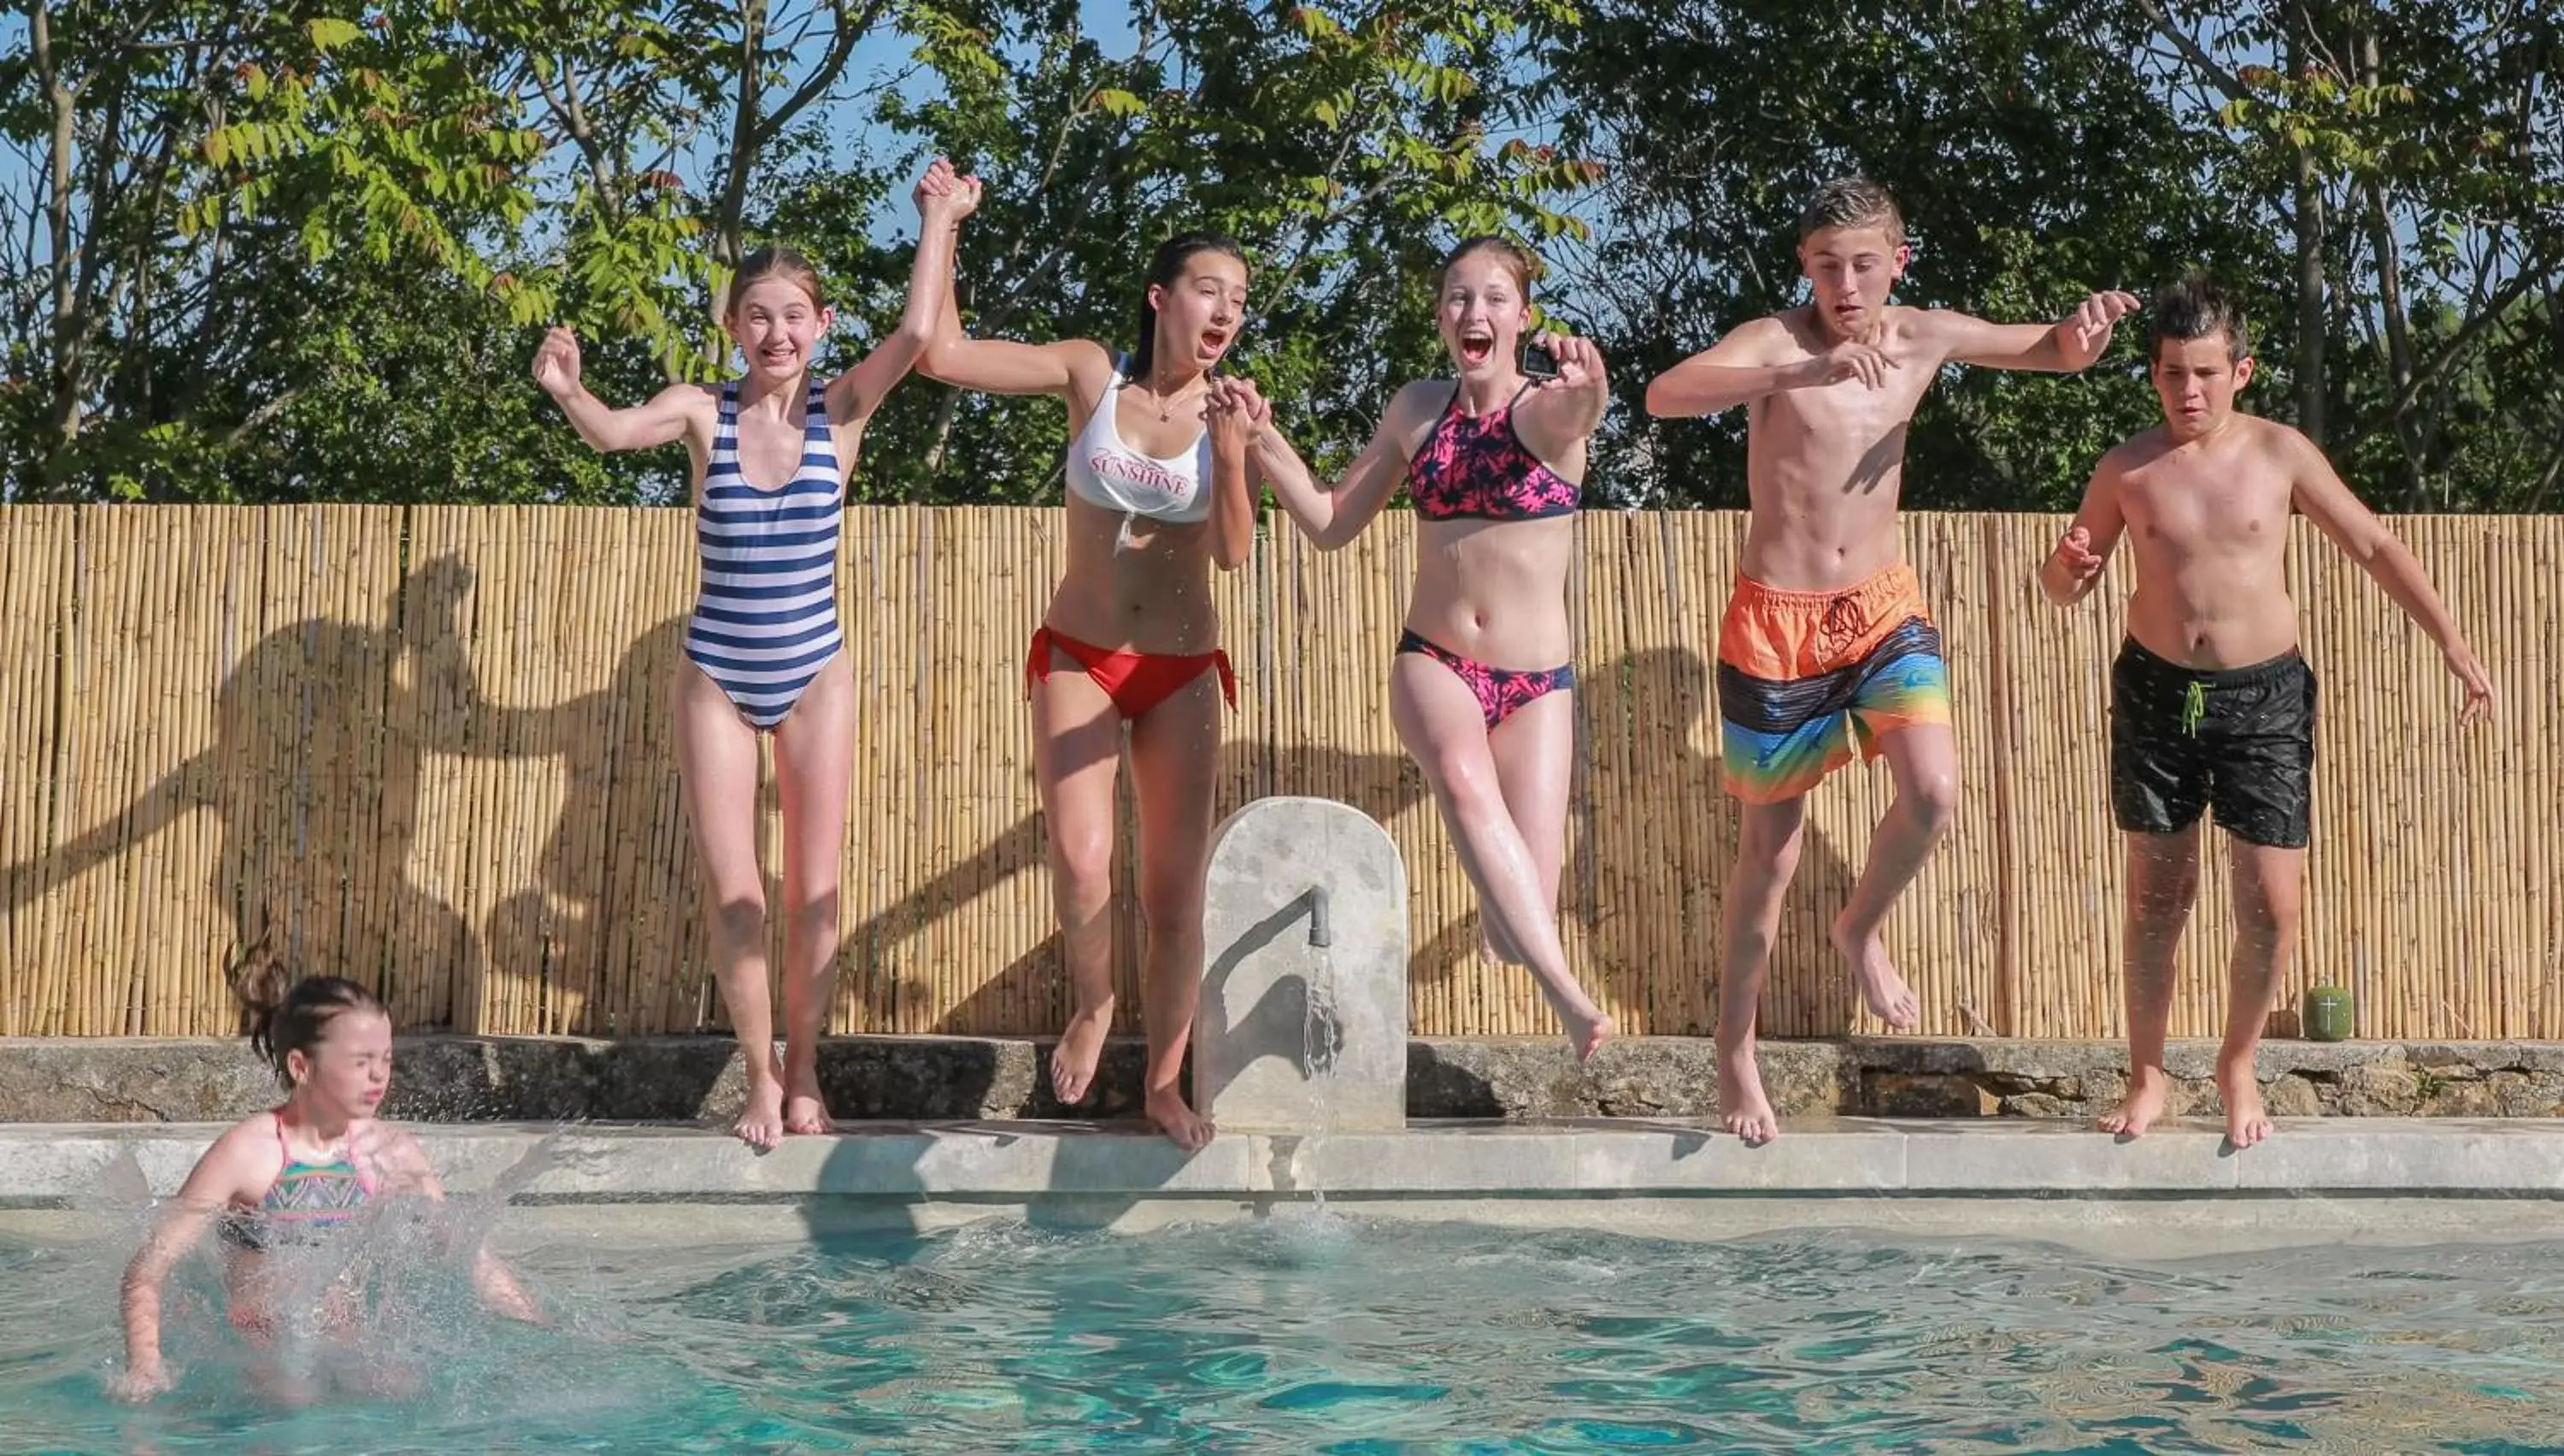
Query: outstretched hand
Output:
[[914, 156, 983, 224], [2446, 644, 2496, 726], [532, 326, 582, 398], [1531, 332, 1608, 396], [2055, 290, 2142, 370]]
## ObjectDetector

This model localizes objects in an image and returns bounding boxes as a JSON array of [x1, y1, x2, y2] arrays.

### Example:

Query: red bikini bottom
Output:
[[1026, 625, 1238, 720]]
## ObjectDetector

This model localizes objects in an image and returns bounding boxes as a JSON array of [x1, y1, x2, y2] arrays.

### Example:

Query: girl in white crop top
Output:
[[1064, 355, 1217, 524], [920, 229, 1259, 1156]]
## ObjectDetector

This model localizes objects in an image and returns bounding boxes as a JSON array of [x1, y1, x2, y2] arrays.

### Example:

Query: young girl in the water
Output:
[[110, 959, 542, 1403]]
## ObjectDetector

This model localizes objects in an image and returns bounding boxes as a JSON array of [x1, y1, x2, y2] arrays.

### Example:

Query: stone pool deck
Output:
[[13, 1034, 2564, 1252], [4, 1118, 2561, 1256], [8, 1034, 2564, 1125]]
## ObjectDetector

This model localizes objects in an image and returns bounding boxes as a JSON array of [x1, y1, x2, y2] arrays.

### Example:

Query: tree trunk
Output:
[[2288, 26, 2327, 445], [714, 0, 767, 283], [35, 1, 85, 466], [2348, 27, 2426, 503]]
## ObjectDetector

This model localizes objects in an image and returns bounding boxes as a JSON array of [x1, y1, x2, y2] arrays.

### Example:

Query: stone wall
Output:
[[8, 1036, 2564, 1124]]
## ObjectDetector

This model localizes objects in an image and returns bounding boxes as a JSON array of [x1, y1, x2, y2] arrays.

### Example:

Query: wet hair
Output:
[[1437, 235, 1541, 299], [725, 246, 826, 318], [1797, 177, 1906, 248], [1129, 232, 1247, 381], [2149, 272, 2251, 364], [228, 936, 388, 1089]]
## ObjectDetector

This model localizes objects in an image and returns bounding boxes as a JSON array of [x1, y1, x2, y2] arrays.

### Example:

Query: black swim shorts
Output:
[[2109, 637, 2316, 849]]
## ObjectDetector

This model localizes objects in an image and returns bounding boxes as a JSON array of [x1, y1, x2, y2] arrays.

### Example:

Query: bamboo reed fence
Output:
[[2, 505, 2553, 1042]]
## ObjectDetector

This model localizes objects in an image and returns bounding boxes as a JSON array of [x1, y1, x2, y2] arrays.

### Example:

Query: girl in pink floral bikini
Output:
[[1205, 235, 1616, 1060]]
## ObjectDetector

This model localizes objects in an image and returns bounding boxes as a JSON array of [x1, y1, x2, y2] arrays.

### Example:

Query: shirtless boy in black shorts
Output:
[[2038, 274, 2493, 1148]]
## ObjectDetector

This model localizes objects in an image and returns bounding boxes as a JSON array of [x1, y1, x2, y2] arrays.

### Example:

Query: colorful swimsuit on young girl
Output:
[[218, 1112, 379, 1253], [1394, 384, 1580, 729], [1026, 355, 1237, 720]]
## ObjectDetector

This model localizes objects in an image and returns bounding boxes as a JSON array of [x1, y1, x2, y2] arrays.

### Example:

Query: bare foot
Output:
[[1565, 1008, 1615, 1062], [1717, 1042, 1779, 1144], [2096, 1067, 2172, 1139], [732, 1078, 785, 1152], [2218, 1060, 2273, 1149], [1050, 1002, 1115, 1106], [1832, 913, 1921, 1030], [1144, 1085, 1216, 1153], [782, 1083, 836, 1136]]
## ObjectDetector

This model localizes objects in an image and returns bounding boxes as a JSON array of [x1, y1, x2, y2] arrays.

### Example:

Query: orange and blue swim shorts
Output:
[[1716, 561, 1952, 803]]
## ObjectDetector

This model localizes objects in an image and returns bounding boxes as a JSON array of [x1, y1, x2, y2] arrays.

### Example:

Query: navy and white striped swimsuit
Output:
[[684, 379, 846, 731]]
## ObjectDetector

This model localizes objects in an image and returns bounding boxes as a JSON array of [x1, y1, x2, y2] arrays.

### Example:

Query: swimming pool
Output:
[[7, 1212, 2562, 1453]]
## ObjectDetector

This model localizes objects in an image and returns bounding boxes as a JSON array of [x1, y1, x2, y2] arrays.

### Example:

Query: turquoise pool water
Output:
[[6, 1214, 2562, 1453]]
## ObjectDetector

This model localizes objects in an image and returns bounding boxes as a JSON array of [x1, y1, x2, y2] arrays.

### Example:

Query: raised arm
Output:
[[2038, 449, 2129, 606], [532, 328, 709, 452], [2288, 431, 2495, 723], [1512, 332, 1608, 465], [1935, 290, 2140, 373], [825, 159, 980, 426], [1223, 379, 1433, 552], [917, 243, 1114, 404], [113, 1129, 265, 1402], [1645, 314, 1867, 417]]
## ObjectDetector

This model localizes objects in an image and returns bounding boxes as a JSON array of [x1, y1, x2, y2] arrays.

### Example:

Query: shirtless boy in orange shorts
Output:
[[1647, 177, 2137, 1142]]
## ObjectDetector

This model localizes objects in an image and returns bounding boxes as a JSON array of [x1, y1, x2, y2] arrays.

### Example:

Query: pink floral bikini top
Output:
[[1406, 383, 1581, 522]]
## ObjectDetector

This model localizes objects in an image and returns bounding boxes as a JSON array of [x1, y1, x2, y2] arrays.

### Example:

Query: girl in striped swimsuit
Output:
[[534, 162, 979, 1149], [920, 232, 1261, 1152], [112, 960, 541, 1405]]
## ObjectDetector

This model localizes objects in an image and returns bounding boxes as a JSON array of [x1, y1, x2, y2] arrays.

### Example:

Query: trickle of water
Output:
[[1299, 885, 1345, 1222]]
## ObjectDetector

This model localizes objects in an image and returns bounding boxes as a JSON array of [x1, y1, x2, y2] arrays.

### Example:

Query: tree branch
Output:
[[221, 383, 303, 446], [2130, 0, 2249, 103], [1257, 85, 1397, 320], [528, 56, 625, 224], [2338, 268, 2544, 452], [2526, 443, 2564, 514], [746, 0, 886, 154]]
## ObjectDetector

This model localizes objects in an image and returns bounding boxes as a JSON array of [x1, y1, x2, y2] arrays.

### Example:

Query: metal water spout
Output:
[[1196, 797, 1410, 1134]]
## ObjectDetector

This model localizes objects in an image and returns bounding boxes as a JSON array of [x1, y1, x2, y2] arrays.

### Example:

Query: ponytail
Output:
[[227, 935, 386, 1089]]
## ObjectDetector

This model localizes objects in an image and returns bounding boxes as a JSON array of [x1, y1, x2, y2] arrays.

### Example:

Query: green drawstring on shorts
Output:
[[2181, 680, 2207, 737]]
